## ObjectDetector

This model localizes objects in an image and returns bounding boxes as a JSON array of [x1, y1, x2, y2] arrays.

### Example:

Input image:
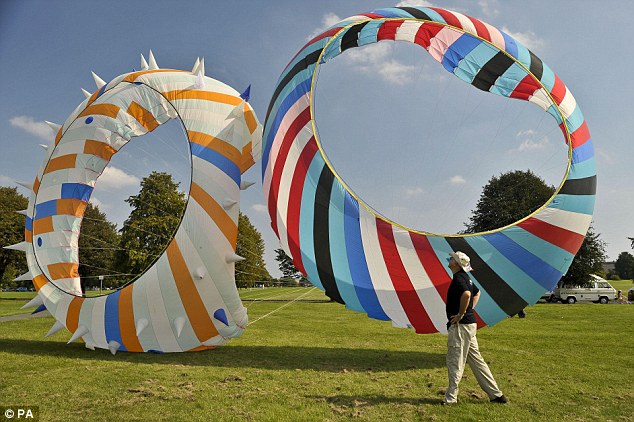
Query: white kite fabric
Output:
[[7, 53, 263, 353]]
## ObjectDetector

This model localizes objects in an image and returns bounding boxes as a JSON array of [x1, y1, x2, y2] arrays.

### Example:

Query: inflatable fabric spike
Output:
[[262, 7, 595, 334], [13, 55, 262, 352]]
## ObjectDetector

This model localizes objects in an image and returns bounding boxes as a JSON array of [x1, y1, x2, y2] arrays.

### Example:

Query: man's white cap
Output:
[[449, 251, 473, 272]]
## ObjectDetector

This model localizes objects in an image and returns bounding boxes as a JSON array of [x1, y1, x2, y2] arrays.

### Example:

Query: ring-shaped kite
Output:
[[7, 53, 263, 353], [262, 6, 596, 333]]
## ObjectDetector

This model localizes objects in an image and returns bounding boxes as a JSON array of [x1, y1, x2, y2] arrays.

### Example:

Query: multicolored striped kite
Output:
[[262, 6, 595, 333], [6, 52, 262, 353]]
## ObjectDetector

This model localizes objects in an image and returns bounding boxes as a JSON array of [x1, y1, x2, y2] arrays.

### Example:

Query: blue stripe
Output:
[[191, 144, 241, 186], [61, 183, 93, 202], [25, 217, 33, 231], [572, 138, 594, 164], [500, 226, 573, 271], [548, 193, 595, 215], [104, 291, 126, 352], [299, 155, 325, 290], [343, 192, 389, 320], [329, 180, 363, 312], [568, 155, 596, 179], [372, 8, 405, 19], [262, 78, 312, 178], [442, 34, 481, 73], [484, 233, 562, 291], [490, 62, 527, 97], [35, 200, 57, 219], [500, 31, 519, 59], [453, 42, 498, 84]]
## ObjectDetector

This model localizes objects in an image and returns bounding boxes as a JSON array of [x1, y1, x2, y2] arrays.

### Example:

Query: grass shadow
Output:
[[308, 394, 444, 406], [0, 339, 445, 371]]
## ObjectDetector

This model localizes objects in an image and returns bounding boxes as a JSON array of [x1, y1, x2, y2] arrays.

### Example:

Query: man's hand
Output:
[[449, 314, 463, 326]]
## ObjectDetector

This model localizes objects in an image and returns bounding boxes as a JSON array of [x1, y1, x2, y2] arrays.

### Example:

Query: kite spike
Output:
[[194, 70, 205, 90], [14, 271, 32, 282], [198, 57, 205, 76], [15, 209, 28, 216], [174, 317, 186, 338], [16, 180, 34, 191], [108, 340, 121, 355], [20, 294, 42, 309], [194, 267, 206, 280], [140, 53, 149, 71], [31, 304, 47, 314], [85, 342, 95, 351], [148, 50, 159, 70], [67, 325, 89, 343], [44, 121, 62, 133], [239, 84, 251, 102], [4, 241, 28, 252], [240, 180, 255, 190], [191, 57, 200, 73], [225, 253, 245, 263], [225, 101, 245, 121], [39, 144, 50, 151], [81, 88, 92, 98], [91, 71, 106, 89], [45, 320, 66, 338], [136, 318, 149, 336], [221, 199, 237, 210]]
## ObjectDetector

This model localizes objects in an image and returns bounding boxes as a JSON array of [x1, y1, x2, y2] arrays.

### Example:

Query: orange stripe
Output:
[[25, 229, 32, 243], [240, 142, 255, 172], [54, 128, 63, 146], [33, 274, 48, 291], [163, 90, 242, 106], [188, 131, 242, 164], [244, 107, 257, 134], [45, 154, 77, 174], [47, 262, 79, 280], [33, 177, 40, 194], [118, 285, 143, 352], [166, 240, 219, 342], [65, 296, 85, 333], [32, 216, 54, 235], [79, 103, 120, 119], [56, 199, 87, 217], [122, 69, 185, 83], [189, 182, 238, 248], [127, 101, 160, 132], [83, 140, 116, 161]]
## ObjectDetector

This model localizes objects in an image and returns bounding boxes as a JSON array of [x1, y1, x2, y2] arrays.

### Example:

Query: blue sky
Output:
[[1, 0, 632, 277]]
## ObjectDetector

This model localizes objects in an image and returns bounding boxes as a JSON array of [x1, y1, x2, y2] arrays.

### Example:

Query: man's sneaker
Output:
[[490, 395, 508, 404]]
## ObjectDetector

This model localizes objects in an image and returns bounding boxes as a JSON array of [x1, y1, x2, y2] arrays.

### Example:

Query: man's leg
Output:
[[464, 324, 504, 400], [445, 324, 471, 403]]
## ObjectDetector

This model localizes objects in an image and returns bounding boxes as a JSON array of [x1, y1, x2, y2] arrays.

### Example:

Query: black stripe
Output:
[[528, 50, 543, 81], [313, 166, 344, 304], [471, 51, 516, 92], [341, 21, 369, 52], [559, 176, 597, 196], [396, 6, 432, 20], [445, 237, 528, 315], [265, 48, 323, 123]]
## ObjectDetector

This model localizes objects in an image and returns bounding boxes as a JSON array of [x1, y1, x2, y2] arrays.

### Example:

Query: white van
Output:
[[553, 275, 616, 304]]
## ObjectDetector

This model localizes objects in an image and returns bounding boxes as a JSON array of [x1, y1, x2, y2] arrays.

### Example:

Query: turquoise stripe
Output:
[[564, 106, 584, 134], [454, 42, 498, 84], [280, 38, 330, 86], [515, 43, 531, 70], [540, 62, 555, 91], [299, 155, 325, 290], [323, 33, 344, 61], [465, 236, 547, 304], [548, 194, 595, 215], [418, 8, 446, 23], [490, 62, 528, 97], [131, 277, 161, 352], [358, 20, 383, 46], [500, 226, 573, 271], [546, 105, 563, 125], [427, 236, 507, 326], [328, 180, 363, 312], [568, 156, 596, 179]]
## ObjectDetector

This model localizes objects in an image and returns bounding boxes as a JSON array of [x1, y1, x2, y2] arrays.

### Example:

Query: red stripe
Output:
[[429, 8, 463, 29], [267, 106, 312, 237], [467, 16, 490, 41], [376, 20, 404, 41], [518, 218, 586, 254], [570, 121, 590, 149], [285, 138, 319, 276], [509, 74, 541, 101], [414, 22, 444, 48], [375, 219, 435, 334], [360, 12, 384, 19], [409, 232, 452, 301], [550, 74, 566, 105]]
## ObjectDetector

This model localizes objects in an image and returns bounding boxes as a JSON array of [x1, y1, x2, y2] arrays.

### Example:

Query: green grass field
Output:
[[0, 287, 632, 421]]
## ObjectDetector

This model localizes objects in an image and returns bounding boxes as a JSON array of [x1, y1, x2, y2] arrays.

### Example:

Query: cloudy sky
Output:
[[1, 0, 632, 277]]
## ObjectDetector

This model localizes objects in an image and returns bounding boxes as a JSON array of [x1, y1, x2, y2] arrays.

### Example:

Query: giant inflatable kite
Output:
[[262, 6, 595, 334], [6, 52, 263, 353]]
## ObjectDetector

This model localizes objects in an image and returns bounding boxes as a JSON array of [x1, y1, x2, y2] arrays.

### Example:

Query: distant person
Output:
[[616, 290, 627, 304], [442, 251, 507, 405]]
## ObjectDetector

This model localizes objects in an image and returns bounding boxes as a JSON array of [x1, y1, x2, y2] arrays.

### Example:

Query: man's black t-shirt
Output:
[[446, 270, 480, 326]]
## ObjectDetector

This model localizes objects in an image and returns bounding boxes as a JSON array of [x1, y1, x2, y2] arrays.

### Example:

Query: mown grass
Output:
[[0, 287, 632, 421]]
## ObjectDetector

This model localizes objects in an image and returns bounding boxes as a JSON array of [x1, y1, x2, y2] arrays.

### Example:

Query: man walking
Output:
[[443, 251, 507, 405]]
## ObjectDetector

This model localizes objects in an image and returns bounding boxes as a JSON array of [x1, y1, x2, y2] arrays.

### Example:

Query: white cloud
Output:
[[404, 187, 424, 197], [595, 148, 613, 164], [478, 0, 500, 17], [512, 129, 551, 152], [251, 203, 268, 214], [396, 0, 435, 7], [96, 166, 140, 191], [344, 43, 417, 86], [307, 12, 342, 40], [450, 175, 466, 185], [0, 175, 15, 186], [9, 116, 54, 141], [89, 196, 110, 211], [501, 26, 545, 51]]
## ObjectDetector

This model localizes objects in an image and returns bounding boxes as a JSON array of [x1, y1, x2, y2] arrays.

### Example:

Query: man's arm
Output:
[[450, 290, 471, 325], [472, 291, 480, 309]]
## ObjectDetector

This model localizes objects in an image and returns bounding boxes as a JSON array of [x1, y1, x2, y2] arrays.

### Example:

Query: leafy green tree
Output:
[[78, 203, 120, 290], [0, 187, 28, 287], [114, 172, 186, 283], [235, 212, 271, 288], [275, 248, 304, 280], [614, 251, 634, 280], [465, 170, 606, 287]]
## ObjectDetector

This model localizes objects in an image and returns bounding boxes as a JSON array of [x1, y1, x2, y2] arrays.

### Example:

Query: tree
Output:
[[114, 172, 186, 284], [275, 248, 304, 279], [614, 251, 634, 280], [235, 212, 271, 288], [78, 203, 120, 290], [0, 187, 28, 287], [465, 170, 606, 287]]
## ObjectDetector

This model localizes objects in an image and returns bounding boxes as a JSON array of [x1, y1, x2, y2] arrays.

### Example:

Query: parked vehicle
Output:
[[628, 287, 634, 302], [16, 287, 29, 292], [553, 275, 616, 304]]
